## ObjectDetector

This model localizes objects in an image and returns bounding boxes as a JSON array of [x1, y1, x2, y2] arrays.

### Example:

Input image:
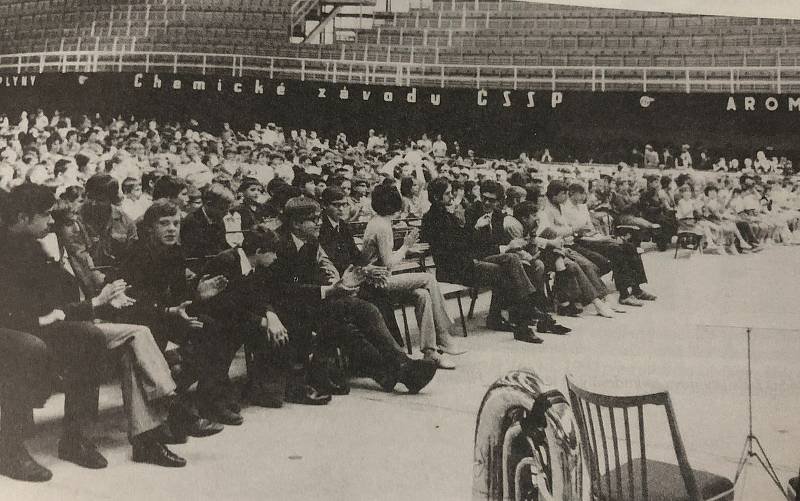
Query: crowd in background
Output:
[[1, 109, 800, 483]]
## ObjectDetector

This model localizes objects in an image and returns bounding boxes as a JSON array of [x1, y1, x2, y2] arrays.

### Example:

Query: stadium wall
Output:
[[3, 72, 799, 161]]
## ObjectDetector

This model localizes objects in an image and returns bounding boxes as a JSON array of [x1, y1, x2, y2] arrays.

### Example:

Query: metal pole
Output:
[[746, 327, 753, 442]]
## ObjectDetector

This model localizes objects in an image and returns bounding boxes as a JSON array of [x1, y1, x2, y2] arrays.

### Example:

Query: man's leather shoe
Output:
[[398, 358, 438, 394], [171, 416, 225, 439], [486, 316, 516, 332], [285, 385, 331, 405], [537, 318, 571, 335], [0, 444, 52, 482], [201, 405, 244, 426], [225, 400, 242, 414], [132, 440, 187, 468], [152, 423, 187, 445], [313, 370, 350, 396], [248, 393, 283, 408], [58, 435, 108, 469], [514, 327, 544, 344], [373, 371, 398, 393]]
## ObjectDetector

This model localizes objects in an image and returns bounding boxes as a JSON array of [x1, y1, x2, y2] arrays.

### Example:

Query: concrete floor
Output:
[[2, 246, 798, 501]]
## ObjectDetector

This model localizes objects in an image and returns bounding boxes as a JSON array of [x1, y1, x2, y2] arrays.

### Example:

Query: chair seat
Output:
[[600, 459, 734, 501]]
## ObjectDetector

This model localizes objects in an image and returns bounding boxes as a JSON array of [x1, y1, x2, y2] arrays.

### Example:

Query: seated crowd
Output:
[[1, 111, 799, 484]]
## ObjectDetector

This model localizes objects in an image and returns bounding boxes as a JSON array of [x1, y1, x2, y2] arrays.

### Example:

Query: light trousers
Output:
[[94, 323, 175, 440], [386, 272, 455, 353]]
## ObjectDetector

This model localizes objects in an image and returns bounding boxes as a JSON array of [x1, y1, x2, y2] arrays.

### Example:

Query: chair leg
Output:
[[456, 294, 468, 338], [401, 305, 413, 355], [467, 288, 477, 319], [674, 242, 679, 259]]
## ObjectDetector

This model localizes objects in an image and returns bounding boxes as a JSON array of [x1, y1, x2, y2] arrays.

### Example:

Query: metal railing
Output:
[[1, 49, 800, 93]]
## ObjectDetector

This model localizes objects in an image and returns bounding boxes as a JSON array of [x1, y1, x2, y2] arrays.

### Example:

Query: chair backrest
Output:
[[565, 375, 701, 501]]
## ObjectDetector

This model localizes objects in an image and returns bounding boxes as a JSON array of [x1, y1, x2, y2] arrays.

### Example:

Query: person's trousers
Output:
[[386, 272, 455, 353], [93, 323, 174, 440], [0, 322, 105, 444], [554, 251, 606, 305], [473, 253, 536, 323], [146, 315, 232, 409], [321, 296, 409, 374], [577, 240, 648, 292]]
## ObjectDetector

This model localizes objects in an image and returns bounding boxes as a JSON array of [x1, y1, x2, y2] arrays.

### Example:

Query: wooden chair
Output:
[[565, 376, 735, 501]]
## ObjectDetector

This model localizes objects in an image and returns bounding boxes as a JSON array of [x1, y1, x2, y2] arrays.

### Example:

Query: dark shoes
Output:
[[58, 435, 108, 469], [397, 358, 438, 394], [633, 290, 657, 301], [152, 423, 188, 445], [513, 326, 544, 344], [168, 407, 225, 440], [556, 303, 581, 317], [200, 404, 244, 426], [312, 368, 350, 396], [486, 316, 516, 332], [537, 317, 572, 335], [285, 385, 332, 405], [132, 439, 186, 468], [248, 393, 284, 409], [0, 443, 53, 482]]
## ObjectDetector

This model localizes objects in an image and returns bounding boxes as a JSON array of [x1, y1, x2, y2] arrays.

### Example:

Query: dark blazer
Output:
[[119, 239, 192, 325], [471, 210, 508, 259], [316, 217, 404, 345], [235, 201, 266, 233], [421, 202, 476, 285], [180, 208, 228, 262], [270, 229, 326, 311], [200, 247, 276, 326], [0, 231, 94, 331], [318, 216, 362, 274]]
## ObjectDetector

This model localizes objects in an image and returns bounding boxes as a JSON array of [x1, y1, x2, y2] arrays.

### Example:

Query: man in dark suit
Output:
[[318, 186, 405, 348], [199, 229, 292, 410], [271, 197, 438, 401], [180, 183, 236, 265], [121, 200, 232, 433]]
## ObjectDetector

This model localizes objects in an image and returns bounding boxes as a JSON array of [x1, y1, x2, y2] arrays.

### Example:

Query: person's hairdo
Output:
[[121, 177, 140, 194], [545, 180, 569, 201], [1, 183, 55, 224], [660, 176, 672, 189], [266, 176, 288, 196], [400, 176, 415, 198], [84, 173, 122, 204], [480, 179, 505, 200], [201, 183, 235, 206], [568, 183, 586, 195], [152, 175, 187, 200], [703, 184, 718, 196], [60, 185, 85, 203], [50, 199, 78, 228], [371, 182, 403, 216], [428, 177, 451, 204], [242, 228, 279, 256], [513, 200, 539, 221], [142, 199, 179, 232], [321, 186, 346, 205], [54, 158, 72, 177]]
